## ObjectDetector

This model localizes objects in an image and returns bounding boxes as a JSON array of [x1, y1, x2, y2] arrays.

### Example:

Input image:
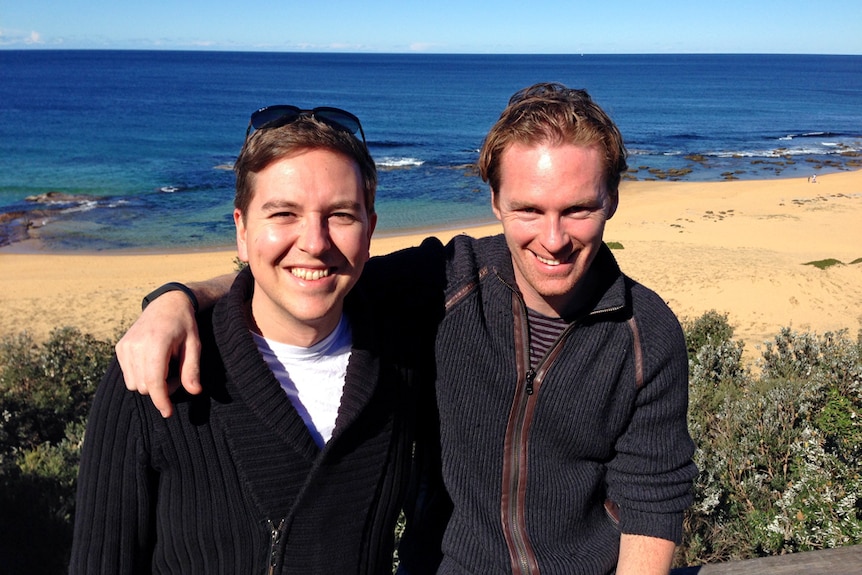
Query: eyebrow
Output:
[[260, 200, 301, 212], [259, 199, 363, 212]]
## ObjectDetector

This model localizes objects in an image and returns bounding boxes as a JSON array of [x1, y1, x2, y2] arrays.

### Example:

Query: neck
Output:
[[246, 300, 342, 347], [526, 267, 599, 320]]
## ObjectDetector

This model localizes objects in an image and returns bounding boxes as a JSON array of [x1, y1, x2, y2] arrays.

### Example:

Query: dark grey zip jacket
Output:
[[410, 234, 696, 575]]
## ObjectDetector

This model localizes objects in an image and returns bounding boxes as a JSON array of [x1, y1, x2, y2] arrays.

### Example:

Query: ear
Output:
[[234, 208, 249, 262]]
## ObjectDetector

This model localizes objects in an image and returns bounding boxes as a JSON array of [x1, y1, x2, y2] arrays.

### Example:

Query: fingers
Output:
[[116, 319, 168, 395], [179, 323, 203, 396], [149, 379, 177, 419], [116, 331, 175, 418], [114, 290, 199, 418]]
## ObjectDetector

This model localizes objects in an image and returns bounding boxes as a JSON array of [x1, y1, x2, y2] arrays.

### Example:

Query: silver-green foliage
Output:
[[681, 318, 862, 566]]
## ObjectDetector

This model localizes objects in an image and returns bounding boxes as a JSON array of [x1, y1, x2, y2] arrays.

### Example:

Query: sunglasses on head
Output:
[[245, 105, 366, 145]]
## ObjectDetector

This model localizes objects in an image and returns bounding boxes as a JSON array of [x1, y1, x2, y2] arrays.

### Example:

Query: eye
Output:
[[564, 205, 598, 219], [270, 211, 298, 221], [330, 212, 358, 224], [512, 205, 540, 218]]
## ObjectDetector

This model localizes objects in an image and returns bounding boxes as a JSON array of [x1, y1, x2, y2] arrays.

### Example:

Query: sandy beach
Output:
[[2, 170, 860, 363]]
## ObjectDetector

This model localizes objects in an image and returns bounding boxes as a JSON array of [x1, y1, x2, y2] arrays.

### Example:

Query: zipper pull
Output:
[[525, 369, 536, 396], [268, 518, 286, 575]]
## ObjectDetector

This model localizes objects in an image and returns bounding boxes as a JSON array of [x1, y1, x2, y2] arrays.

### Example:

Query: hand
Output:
[[115, 290, 203, 417]]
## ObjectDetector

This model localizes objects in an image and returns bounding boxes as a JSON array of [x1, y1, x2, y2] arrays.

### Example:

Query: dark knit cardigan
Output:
[[70, 267, 437, 575], [413, 234, 697, 575]]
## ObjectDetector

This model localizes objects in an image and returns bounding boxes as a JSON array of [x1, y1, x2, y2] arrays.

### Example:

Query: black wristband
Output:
[[142, 282, 199, 313]]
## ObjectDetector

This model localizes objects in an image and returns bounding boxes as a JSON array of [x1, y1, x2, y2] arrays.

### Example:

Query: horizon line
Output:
[[2, 47, 861, 57]]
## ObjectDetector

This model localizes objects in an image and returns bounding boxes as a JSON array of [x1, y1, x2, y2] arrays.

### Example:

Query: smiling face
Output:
[[235, 148, 376, 346], [492, 142, 617, 318]]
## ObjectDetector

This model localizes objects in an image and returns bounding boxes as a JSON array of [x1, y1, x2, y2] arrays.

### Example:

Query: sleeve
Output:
[[364, 237, 450, 573], [396, 366, 451, 575], [605, 298, 698, 544], [68, 358, 158, 574]]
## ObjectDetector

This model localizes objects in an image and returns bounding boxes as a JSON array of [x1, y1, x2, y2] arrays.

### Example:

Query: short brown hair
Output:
[[233, 116, 377, 218], [478, 83, 628, 198]]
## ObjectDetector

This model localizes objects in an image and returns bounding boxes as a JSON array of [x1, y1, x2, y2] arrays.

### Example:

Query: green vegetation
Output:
[[606, 241, 625, 250], [233, 255, 249, 271], [679, 312, 862, 566], [0, 328, 114, 573], [803, 258, 844, 270], [2, 315, 861, 572]]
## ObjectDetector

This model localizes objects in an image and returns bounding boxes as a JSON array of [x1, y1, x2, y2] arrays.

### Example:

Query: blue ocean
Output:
[[1, 51, 860, 251]]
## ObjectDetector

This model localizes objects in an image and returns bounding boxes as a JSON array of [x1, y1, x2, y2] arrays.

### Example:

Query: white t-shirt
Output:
[[251, 316, 352, 449]]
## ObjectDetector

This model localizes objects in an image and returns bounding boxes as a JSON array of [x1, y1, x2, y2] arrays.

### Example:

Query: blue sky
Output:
[[2, 0, 860, 54]]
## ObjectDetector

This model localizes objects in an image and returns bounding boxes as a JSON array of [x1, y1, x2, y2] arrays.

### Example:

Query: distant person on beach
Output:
[[70, 107, 443, 573], [115, 83, 697, 574]]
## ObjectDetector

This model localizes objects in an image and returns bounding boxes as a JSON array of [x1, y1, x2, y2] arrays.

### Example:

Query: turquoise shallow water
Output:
[[1, 51, 860, 251]]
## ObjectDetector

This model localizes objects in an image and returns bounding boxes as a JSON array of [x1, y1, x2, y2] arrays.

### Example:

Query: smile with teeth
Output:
[[535, 253, 562, 266], [290, 267, 333, 281]]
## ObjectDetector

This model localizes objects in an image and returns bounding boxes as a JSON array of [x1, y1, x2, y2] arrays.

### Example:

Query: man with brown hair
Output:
[[71, 107, 440, 574]]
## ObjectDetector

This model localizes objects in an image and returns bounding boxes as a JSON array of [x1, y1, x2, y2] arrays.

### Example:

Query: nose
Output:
[[296, 216, 331, 255], [540, 215, 569, 254]]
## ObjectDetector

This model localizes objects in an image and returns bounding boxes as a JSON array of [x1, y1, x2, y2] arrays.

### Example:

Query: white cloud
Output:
[[409, 42, 436, 52], [0, 29, 45, 46]]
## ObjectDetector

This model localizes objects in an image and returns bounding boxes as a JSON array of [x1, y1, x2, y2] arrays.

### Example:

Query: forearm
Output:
[[616, 533, 675, 575], [185, 272, 236, 312]]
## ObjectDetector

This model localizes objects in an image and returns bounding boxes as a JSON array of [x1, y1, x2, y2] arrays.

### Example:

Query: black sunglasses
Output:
[[245, 105, 366, 145]]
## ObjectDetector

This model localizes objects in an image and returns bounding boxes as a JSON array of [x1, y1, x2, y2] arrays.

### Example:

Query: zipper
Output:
[[498, 275, 594, 574], [525, 368, 536, 396], [495, 260, 627, 573], [501, 291, 540, 574], [267, 518, 286, 575]]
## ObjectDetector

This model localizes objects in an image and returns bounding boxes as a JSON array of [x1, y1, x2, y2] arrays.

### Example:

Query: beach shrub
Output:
[[803, 258, 843, 270], [233, 256, 249, 271], [682, 309, 735, 363], [0, 328, 113, 574], [679, 323, 862, 567]]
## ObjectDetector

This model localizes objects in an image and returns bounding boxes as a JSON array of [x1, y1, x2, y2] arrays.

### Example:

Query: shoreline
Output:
[[0, 217, 504, 257], [3, 158, 860, 253], [2, 170, 861, 363]]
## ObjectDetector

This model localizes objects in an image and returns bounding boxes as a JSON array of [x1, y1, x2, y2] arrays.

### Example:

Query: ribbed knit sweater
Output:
[[69, 267, 437, 574], [412, 234, 697, 575]]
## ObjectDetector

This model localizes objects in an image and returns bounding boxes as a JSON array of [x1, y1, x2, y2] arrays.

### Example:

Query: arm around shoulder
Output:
[[115, 273, 235, 417]]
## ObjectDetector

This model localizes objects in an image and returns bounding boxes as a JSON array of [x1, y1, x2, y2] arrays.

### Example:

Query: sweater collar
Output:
[[212, 267, 381, 458], [483, 234, 629, 321]]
